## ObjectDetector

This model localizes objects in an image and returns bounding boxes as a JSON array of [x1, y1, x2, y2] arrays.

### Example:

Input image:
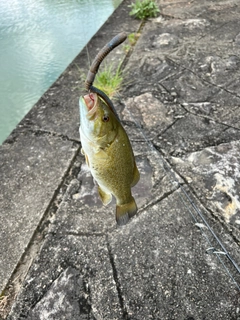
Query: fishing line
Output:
[[81, 0, 98, 72], [123, 103, 240, 291], [174, 179, 240, 291]]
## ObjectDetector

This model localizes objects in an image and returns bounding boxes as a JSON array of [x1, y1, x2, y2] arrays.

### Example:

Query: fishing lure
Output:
[[85, 32, 127, 119]]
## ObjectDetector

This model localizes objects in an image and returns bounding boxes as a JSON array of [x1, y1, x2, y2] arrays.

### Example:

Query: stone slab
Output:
[[118, 7, 240, 158], [171, 140, 240, 238], [153, 112, 240, 157], [8, 189, 240, 319], [7, 235, 122, 320], [160, 0, 240, 22], [0, 132, 79, 293], [109, 190, 240, 319]]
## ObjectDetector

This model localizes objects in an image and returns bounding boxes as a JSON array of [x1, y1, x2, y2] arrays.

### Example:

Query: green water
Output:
[[0, 0, 122, 144]]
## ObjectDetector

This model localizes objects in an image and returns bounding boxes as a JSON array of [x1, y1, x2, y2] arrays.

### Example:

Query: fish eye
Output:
[[102, 115, 109, 122]]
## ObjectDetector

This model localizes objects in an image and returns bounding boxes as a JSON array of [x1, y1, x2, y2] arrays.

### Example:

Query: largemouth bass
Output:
[[79, 92, 140, 225]]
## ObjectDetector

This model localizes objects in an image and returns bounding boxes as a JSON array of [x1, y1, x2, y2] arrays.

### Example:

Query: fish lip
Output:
[[84, 93, 98, 119]]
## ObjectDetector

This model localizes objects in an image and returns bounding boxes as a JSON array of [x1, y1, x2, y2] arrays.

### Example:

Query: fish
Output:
[[79, 92, 140, 225]]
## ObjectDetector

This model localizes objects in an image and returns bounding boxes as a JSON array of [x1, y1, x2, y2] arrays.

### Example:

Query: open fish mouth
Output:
[[84, 93, 98, 118]]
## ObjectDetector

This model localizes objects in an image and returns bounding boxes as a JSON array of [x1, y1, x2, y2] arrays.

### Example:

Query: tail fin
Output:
[[116, 197, 137, 226]]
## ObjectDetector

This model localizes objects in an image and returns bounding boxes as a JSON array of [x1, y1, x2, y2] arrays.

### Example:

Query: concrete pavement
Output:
[[1, 0, 240, 319]]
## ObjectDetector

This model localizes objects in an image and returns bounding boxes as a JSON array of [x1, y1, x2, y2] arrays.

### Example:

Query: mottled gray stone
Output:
[[153, 112, 240, 156], [122, 92, 185, 140], [0, 132, 79, 293], [171, 140, 240, 236], [160, 0, 239, 22], [8, 187, 240, 320], [109, 191, 240, 319], [7, 235, 122, 320], [122, 1, 240, 136], [152, 33, 179, 48], [27, 267, 87, 320]]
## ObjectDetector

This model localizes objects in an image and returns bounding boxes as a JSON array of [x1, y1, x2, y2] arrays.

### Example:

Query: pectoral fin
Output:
[[131, 162, 140, 187], [116, 196, 137, 226], [81, 148, 90, 167], [85, 154, 90, 167], [95, 148, 109, 160], [98, 186, 112, 205]]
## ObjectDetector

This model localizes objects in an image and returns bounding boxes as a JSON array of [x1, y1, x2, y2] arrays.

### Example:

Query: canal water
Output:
[[0, 0, 122, 144]]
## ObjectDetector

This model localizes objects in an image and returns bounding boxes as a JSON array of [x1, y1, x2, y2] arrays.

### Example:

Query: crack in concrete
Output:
[[31, 128, 81, 144], [196, 22, 229, 41], [106, 235, 129, 320], [179, 103, 240, 131], [137, 187, 181, 215], [119, 20, 145, 72], [170, 162, 240, 247], [0, 146, 81, 317], [65, 232, 106, 237], [165, 56, 240, 100], [7, 126, 81, 144], [147, 118, 184, 143], [153, 58, 240, 132]]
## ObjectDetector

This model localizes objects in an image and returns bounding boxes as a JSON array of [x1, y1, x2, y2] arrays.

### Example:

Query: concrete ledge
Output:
[[0, 0, 140, 301], [0, 131, 79, 293]]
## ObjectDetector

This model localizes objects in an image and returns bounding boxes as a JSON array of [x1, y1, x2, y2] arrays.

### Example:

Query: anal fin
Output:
[[98, 186, 112, 205], [131, 162, 140, 187]]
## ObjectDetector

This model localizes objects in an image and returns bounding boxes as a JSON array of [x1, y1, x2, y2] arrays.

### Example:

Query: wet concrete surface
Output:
[[1, 0, 240, 319]]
